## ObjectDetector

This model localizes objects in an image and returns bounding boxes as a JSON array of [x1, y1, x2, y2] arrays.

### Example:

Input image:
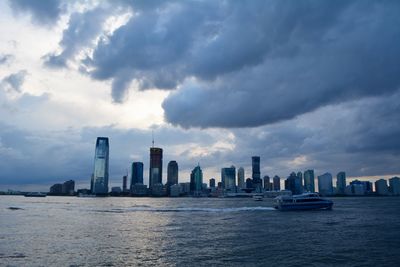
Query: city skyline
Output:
[[0, 1, 400, 191]]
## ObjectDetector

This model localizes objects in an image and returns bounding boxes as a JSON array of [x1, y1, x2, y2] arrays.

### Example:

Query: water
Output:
[[1, 196, 400, 266]]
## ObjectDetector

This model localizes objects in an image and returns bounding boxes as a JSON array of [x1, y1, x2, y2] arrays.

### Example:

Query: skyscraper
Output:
[[167, 160, 178, 195], [209, 178, 216, 188], [297, 172, 303, 188], [303, 169, 315, 192], [92, 137, 109, 194], [389, 177, 400, 195], [122, 175, 127, 192], [221, 166, 236, 191], [336, 171, 346, 195], [285, 172, 302, 195], [149, 147, 163, 188], [252, 156, 262, 191], [190, 165, 203, 194], [375, 179, 389, 195], [130, 162, 144, 189], [237, 167, 245, 189], [273, 175, 281, 191], [318, 173, 333, 196], [167, 161, 179, 185], [263, 175, 270, 190]]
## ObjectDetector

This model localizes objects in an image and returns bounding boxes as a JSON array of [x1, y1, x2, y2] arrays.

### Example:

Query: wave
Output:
[[95, 206, 275, 213]]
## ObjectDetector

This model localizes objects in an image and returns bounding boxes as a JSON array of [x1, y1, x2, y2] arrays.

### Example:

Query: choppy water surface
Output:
[[1, 196, 400, 266]]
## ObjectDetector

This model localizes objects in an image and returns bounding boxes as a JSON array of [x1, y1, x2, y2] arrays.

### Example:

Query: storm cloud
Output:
[[68, 0, 400, 126]]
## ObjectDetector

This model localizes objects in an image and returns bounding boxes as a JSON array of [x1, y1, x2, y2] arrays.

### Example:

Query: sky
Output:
[[0, 0, 399, 191]]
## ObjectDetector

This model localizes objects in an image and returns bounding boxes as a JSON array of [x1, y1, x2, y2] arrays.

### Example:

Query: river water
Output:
[[1, 196, 400, 266]]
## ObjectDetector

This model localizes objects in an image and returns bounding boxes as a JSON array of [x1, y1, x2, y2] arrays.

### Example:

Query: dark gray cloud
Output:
[[58, 0, 399, 126], [0, 70, 28, 93], [43, 6, 112, 69], [9, 0, 64, 26], [0, 54, 14, 65]]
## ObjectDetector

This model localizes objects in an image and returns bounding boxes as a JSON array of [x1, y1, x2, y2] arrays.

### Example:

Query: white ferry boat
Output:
[[274, 193, 333, 211]]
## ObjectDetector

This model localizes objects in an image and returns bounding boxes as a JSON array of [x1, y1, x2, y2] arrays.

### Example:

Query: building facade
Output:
[[92, 137, 109, 194], [273, 175, 281, 191], [303, 169, 315, 192], [130, 162, 144, 191], [190, 165, 203, 194], [375, 179, 389, 195], [336, 172, 346, 195], [237, 167, 245, 189], [252, 156, 262, 191], [221, 166, 236, 191], [318, 173, 333, 196], [149, 147, 163, 189]]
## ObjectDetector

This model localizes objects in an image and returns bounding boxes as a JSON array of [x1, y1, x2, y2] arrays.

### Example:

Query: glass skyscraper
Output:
[[303, 169, 315, 192], [252, 156, 262, 191], [130, 162, 144, 189], [221, 166, 236, 191], [167, 161, 179, 186], [149, 147, 163, 188], [336, 171, 346, 195], [92, 137, 109, 194], [190, 165, 203, 194], [237, 167, 245, 189]]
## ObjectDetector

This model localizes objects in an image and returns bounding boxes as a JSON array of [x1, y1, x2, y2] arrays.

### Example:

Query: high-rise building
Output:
[[375, 179, 389, 195], [318, 173, 333, 196], [130, 162, 144, 190], [92, 137, 109, 194], [252, 156, 262, 191], [49, 183, 63, 195], [221, 166, 236, 191], [190, 165, 203, 194], [122, 175, 128, 192], [149, 147, 163, 188], [263, 175, 270, 190], [273, 175, 281, 191], [349, 180, 373, 195], [389, 177, 400, 195], [209, 178, 216, 188], [167, 161, 178, 186], [237, 167, 245, 189], [285, 172, 302, 195], [297, 172, 303, 188], [336, 172, 346, 195], [303, 170, 315, 192]]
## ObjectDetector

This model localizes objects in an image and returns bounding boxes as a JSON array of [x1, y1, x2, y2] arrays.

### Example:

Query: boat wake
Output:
[[95, 206, 275, 213]]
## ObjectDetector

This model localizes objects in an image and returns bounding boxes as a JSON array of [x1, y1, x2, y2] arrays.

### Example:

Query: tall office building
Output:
[[375, 179, 389, 195], [149, 147, 163, 188], [92, 137, 109, 194], [237, 167, 245, 189], [167, 161, 179, 185], [273, 175, 281, 191], [297, 172, 303, 188], [209, 178, 216, 188], [285, 172, 302, 195], [303, 170, 315, 192], [389, 177, 400, 195], [252, 156, 262, 191], [190, 165, 203, 194], [130, 162, 144, 190], [221, 166, 236, 191], [122, 176, 127, 192], [318, 173, 333, 196], [336, 172, 346, 195], [62, 180, 75, 195], [263, 175, 270, 190]]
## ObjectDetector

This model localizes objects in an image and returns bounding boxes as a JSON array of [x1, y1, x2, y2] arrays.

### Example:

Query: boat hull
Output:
[[275, 201, 333, 211]]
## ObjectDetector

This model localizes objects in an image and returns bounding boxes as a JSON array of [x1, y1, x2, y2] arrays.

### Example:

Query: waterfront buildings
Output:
[[273, 175, 281, 191], [389, 177, 400, 195], [49, 180, 75, 195], [190, 165, 203, 194], [318, 173, 333, 196], [263, 175, 270, 190], [49, 183, 62, 195], [170, 184, 181, 197], [237, 167, 245, 189], [122, 175, 128, 192], [92, 137, 109, 194], [336, 172, 346, 195], [375, 179, 389, 195], [297, 172, 303, 187], [350, 180, 373, 194], [303, 170, 315, 192], [285, 172, 302, 195], [209, 178, 216, 188], [149, 147, 163, 189], [252, 156, 262, 191], [167, 160, 178, 195], [221, 166, 236, 191], [130, 162, 144, 189]]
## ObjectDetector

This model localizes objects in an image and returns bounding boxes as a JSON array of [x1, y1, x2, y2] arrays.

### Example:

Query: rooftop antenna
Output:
[[152, 130, 155, 148]]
